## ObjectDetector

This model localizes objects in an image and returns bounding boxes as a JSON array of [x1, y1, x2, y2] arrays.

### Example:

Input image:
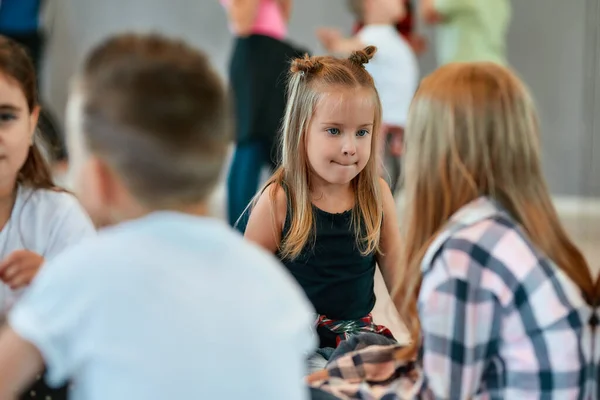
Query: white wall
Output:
[[414, 0, 599, 197], [41, 0, 599, 196], [41, 0, 353, 124]]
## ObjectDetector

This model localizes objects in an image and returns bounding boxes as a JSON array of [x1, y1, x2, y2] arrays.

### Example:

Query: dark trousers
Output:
[[227, 35, 307, 230], [227, 141, 275, 229]]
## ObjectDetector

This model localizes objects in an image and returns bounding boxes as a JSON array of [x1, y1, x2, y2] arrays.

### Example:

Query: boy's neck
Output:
[[135, 203, 210, 220], [171, 202, 210, 217], [108, 201, 210, 227]]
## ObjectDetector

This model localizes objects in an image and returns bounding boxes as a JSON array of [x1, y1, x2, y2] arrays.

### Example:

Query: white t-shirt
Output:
[[0, 185, 95, 315], [9, 212, 316, 400], [358, 25, 419, 127]]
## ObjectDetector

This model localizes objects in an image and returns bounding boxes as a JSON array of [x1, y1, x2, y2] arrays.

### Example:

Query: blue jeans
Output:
[[227, 142, 274, 230]]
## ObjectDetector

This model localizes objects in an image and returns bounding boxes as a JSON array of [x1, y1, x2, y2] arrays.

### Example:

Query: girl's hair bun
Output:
[[348, 46, 377, 66], [290, 53, 323, 75]]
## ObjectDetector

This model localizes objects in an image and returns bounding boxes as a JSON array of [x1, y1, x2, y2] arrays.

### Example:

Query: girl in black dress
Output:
[[243, 48, 402, 365]]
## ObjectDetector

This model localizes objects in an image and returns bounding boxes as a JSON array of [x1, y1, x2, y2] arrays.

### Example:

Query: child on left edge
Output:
[[0, 35, 95, 400]]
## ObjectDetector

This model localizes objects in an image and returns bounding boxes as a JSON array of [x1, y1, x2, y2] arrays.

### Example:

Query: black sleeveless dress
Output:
[[237, 186, 378, 348], [278, 203, 377, 348]]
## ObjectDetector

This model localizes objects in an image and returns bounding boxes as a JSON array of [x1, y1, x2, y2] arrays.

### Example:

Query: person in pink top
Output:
[[220, 0, 289, 40], [221, 0, 307, 230]]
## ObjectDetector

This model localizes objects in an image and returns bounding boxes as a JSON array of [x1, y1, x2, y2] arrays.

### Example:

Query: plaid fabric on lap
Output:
[[310, 344, 431, 400]]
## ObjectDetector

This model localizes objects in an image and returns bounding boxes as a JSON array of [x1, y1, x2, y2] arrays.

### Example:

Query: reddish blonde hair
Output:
[[395, 62, 597, 356]]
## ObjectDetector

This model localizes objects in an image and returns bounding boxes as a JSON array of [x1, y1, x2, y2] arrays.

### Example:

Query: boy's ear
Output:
[[92, 157, 117, 209], [77, 156, 118, 228]]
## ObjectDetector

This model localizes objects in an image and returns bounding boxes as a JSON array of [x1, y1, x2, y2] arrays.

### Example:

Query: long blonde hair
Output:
[[394, 62, 597, 355], [260, 46, 383, 260]]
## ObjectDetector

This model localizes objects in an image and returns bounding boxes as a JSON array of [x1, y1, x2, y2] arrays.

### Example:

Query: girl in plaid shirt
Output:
[[393, 62, 599, 399]]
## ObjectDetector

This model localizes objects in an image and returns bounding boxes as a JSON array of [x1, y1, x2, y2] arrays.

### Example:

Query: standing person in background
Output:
[[221, 0, 307, 229], [317, 0, 419, 194], [0, 0, 69, 172], [354, 0, 426, 55], [420, 0, 511, 66]]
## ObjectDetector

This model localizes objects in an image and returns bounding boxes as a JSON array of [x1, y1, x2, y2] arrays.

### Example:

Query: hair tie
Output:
[[290, 53, 323, 76], [348, 46, 377, 66]]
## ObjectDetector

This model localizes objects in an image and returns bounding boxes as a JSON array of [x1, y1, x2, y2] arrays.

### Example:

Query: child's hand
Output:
[[423, 11, 443, 24], [408, 34, 427, 55], [0, 250, 44, 290], [420, 0, 444, 24], [316, 28, 343, 52]]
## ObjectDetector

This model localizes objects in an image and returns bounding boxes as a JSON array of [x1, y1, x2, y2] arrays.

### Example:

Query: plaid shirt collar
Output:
[[422, 196, 508, 272]]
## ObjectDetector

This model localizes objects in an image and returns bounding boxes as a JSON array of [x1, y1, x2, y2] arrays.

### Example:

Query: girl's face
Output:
[[305, 87, 374, 187], [0, 73, 39, 190]]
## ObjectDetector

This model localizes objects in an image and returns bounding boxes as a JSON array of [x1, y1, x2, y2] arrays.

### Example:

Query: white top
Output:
[[10, 212, 316, 400], [358, 25, 419, 127], [0, 185, 95, 316]]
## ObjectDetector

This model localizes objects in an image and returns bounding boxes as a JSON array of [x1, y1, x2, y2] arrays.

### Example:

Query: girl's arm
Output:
[[0, 327, 44, 398], [278, 0, 293, 23], [420, 0, 444, 24], [376, 178, 402, 294], [224, 0, 262, 36], [244, 184, 287, 253], [421, 0, 475, 23], [316, 28, 365, 56]]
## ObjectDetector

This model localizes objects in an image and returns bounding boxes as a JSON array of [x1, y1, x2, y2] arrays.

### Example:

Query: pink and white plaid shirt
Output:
[[311, 197, 597, 399]]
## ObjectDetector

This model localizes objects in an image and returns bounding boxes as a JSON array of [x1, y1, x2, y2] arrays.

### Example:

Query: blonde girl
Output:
[[244, 47, 402, 356]]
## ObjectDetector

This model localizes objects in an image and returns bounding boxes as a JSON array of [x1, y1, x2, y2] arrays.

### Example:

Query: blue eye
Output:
[[357, 129, 369, 137], [0, 113, 16, 123], [326, 128, 340, 135]]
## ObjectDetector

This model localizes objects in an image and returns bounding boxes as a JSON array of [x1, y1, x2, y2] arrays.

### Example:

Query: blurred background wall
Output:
[[42, 0, 600, 198]]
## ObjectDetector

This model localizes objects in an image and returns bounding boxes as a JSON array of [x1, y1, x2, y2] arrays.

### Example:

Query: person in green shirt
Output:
[[421, 0, 511, 66]]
